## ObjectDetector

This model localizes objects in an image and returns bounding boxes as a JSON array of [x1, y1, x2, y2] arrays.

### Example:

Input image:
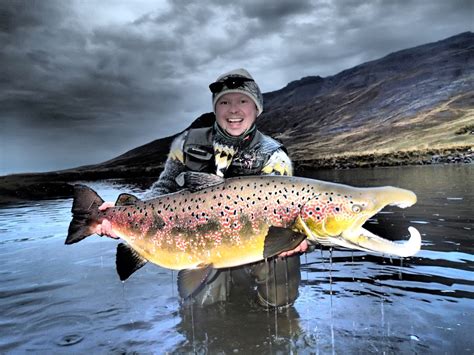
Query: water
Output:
[[0, 165, 473, 354]]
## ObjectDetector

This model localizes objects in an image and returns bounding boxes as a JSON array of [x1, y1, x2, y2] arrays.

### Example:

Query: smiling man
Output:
[[97, 68, 308, 308]]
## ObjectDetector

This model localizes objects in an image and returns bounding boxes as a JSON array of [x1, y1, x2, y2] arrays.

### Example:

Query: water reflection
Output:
[[0, 165, 472, 353], [174, 303, 303, 354]]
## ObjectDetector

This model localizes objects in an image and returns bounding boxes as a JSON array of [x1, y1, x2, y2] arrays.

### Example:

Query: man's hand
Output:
[[95, 202, 119, 239], [278, 240, 308, 258]]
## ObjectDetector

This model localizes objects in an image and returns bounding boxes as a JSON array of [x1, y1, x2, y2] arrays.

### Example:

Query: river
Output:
[[0, 165, 472, 354]]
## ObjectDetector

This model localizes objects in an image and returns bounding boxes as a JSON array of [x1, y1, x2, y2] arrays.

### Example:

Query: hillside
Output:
[[83, 31, 474, 171], [258, 32, 473, 167]]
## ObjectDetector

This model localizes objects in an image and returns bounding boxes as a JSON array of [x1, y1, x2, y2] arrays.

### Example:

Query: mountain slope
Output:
[[258, 32, 473, 165], [95, 31, 474, 171]]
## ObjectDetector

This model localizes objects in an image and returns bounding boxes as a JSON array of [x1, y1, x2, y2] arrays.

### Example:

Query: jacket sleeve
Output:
[[143, 132, 187, 198], [261, 148, 293, 177]]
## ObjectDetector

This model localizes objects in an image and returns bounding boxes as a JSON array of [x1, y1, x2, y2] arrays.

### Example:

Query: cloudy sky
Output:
[[1, 0, 472, 175]]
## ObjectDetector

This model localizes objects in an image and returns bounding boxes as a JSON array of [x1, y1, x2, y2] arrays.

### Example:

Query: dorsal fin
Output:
[[115, 193, 140, 206], [175, 172, 225, 192]]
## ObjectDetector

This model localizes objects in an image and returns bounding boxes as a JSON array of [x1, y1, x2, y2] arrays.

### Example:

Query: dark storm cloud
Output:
[[0, 0, 64, 33], [256, 0, 474, 83], [1, 1, 180, 135], [240, 0, 316, 33], [1, 0, 472, 174], [0, 1, 193, 174]]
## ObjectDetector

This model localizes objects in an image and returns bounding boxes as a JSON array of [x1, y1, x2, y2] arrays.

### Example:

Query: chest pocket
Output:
[[227, 150, 266, 177], [184, 145, 214, 172]]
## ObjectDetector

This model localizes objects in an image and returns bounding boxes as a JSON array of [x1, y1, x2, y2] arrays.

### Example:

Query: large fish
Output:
[[65, 173, 421, 297]]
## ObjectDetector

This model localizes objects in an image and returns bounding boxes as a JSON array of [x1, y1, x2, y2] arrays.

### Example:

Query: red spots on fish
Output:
[[175, 237, 188, 251], [196, 212, 209, 223], [229, 233, 242, 245], [301, 203, 325, 221], [109, 178, 336, 260], [221, 217, 232, 229], [299, 191, 361, 223]]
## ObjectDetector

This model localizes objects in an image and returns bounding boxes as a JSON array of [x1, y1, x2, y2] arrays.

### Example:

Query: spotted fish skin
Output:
[[97, 176, 313, 270], [66, 174, 421, 273]]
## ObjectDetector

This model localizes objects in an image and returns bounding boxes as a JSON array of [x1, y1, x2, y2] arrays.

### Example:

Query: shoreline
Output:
[[294, 146, 473, 172], [1, 146, 472, 205]]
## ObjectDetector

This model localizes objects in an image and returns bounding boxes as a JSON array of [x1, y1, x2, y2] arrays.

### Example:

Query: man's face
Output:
[[215, 93, 257, 137]]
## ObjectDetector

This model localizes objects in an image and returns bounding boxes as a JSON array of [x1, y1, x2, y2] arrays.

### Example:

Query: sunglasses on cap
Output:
[[209, 77, 255, 94]]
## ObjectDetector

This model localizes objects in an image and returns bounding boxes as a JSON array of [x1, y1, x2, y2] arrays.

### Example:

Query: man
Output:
[[97, 68, 307, 308]]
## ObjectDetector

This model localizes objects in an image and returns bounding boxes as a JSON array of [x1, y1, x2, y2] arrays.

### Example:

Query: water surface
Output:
[[0, 165, 472, 353]]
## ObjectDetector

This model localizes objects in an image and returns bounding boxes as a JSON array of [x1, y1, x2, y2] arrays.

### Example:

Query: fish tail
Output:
[[65, 184, 104, 245]]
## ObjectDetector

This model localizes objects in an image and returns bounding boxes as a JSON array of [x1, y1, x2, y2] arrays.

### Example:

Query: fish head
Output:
[[295, 185, 421, 257]]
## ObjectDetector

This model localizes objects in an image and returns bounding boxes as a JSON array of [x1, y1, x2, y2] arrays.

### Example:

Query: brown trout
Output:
[[66, 172, 421, 297]]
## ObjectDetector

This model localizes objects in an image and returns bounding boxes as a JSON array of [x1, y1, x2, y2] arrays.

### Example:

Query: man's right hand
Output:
[[95, 202, 119, 239]]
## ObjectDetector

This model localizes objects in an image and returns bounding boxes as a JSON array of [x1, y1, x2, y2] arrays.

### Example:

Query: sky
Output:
[[1, 0, 472, 175]]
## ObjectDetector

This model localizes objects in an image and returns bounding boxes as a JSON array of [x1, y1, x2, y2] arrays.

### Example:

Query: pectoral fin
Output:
[[177, 264, 218, 299], [116, 243, 148, 281], [263, 227, 307, 259]]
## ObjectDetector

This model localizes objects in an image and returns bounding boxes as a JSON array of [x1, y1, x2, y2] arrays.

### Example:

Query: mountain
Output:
[[83, 31, 474, 172], [259, 31, 473, 168], [1, 32, 473, 202]]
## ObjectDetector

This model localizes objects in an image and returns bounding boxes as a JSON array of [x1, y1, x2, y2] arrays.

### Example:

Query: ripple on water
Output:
[[114, 320, 154, 331], [410, 220, 430, 225], [0, 281, 70, 299], [55, 334, 84, 346], [25, 314, 92, 348]]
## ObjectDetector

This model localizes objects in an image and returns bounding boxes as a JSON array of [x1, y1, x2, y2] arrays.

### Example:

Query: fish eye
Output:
[[352, 204, 363, 213]]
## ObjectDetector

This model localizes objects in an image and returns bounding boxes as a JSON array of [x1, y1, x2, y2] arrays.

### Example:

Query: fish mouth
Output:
[[338, 226, 421, 257], [299, 217, 421, 257], [297, 187, 422, 257]]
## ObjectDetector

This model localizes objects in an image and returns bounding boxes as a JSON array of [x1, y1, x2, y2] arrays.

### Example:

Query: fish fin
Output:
[[176, 172, 225, 192], [116, 243, 148, 281], [115, 193, 140, 206], [177, 264, 217, 299], [263, 227, 307, 259], [65, 184, 104, 245]]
